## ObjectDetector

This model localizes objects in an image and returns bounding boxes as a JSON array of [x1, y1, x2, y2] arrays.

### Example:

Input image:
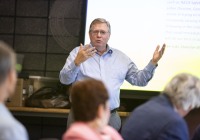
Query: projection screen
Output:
[[84, 0, 200, 91]]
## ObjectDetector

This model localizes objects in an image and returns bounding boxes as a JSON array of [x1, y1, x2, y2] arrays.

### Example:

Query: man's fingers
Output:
[[163, 43, 166, 48], [79, 43, 96, 58], [156, 44, 166, 54], [82, 44, 90, 51], [80, 43, 83, 50], [155, 45, 160, 52], [158, 44, 166, 55], [86, 49, 97, 57], [161, 44, 166, 54], [86, 47, 96, 53], [90, 49, 97, 56]]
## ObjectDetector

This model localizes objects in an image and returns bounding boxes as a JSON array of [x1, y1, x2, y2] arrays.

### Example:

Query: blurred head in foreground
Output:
[[0, 41, 17, 102], [0, 41, 28, 140], [62, 78, 123, 140], [163, 73, 200, 116], [70, 78, 110, 129]]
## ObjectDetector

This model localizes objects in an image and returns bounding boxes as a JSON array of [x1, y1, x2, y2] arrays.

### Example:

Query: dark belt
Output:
[[110, 108, 118, 113]]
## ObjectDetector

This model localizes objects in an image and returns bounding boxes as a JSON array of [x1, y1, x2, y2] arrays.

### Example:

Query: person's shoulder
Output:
[[130, 95, 177, 120], [64, 122, 87, 134], [111, 47, 126, 55], [110, 47, 131, 61], [158, 116, 188, 140], [63, 122, 100, 140], [103, 126, 123, 140], [0, 119, 28, 140]]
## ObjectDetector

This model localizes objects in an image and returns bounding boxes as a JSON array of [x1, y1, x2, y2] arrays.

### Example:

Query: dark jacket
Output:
[[191, 125, 200, 140], [121, 94, 189, 140]]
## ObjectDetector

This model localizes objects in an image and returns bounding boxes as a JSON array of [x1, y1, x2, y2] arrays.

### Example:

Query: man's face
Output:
[[89, 23, 110, 49]]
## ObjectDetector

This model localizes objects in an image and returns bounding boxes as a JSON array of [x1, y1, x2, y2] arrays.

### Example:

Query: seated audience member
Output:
[[121, 73, 200, 140], [0, 41, 28, 140], [62, 78, 123, 140], [191, 125, 200, 140]]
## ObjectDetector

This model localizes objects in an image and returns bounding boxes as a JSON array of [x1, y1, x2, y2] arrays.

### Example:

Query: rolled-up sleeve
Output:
[[125, 60, 157, 86]]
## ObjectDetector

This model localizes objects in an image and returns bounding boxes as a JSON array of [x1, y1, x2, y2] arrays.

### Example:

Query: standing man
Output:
[[0, 41, 28, 140], [60, 18, 165, 130]]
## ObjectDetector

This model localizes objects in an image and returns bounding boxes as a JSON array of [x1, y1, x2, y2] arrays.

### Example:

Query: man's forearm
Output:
[[59, 61, 80, 85]]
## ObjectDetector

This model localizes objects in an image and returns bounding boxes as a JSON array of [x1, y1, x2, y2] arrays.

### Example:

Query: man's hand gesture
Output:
[[152, 44, 166, 65], [74, 43, 97, 66]]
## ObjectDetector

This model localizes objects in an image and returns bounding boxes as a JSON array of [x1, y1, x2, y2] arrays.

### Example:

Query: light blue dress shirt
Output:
[[60, 45, 157, 110], [0, 103, 28, 140]]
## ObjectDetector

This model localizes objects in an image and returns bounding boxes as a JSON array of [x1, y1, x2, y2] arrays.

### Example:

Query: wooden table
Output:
[[9, 107, 130, 118]]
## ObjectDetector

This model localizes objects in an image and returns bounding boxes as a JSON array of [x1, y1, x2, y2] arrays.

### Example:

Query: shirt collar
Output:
[[106, 44, 113, 54], [90, 43, 113, 55]]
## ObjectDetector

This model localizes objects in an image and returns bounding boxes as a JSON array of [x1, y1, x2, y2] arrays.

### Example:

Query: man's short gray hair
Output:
[[0, 41, 16, 85], [89, 18, 111, 33], [163, 73, 200, 111]]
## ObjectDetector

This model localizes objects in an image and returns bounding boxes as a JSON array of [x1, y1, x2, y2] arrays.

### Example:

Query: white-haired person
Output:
[[0, 41, 28, 140], [121, 73, 200, 140]]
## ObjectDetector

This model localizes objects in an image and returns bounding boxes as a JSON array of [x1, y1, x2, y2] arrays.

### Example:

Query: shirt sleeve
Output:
[[0, 123, 28, 140], [125, 59, 157, 86], [59, 47, 80, 85]]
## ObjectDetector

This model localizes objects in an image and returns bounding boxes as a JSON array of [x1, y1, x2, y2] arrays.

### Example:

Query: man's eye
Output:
[[100, 31, 106, 34], [94, 31, 99, 34]]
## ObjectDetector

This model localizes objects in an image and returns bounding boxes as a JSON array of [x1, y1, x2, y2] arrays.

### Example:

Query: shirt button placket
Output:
[[99, 56, 105, 80]]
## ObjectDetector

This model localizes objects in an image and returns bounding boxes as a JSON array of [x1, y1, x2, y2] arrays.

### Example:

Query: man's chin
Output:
[[93, 44, 106, 48]]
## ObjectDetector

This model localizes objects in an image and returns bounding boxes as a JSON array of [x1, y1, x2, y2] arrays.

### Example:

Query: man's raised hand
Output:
[[74, 43, 97, 66], [151, 44, 166, 65]]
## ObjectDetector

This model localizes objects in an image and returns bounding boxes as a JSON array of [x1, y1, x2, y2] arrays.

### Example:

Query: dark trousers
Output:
[[67, 109, 121, 131]]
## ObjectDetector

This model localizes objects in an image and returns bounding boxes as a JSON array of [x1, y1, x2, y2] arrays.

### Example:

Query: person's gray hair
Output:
[[163, 73, 200, 111], [89, 18, 111, 33], [0, 41, 16, 85]]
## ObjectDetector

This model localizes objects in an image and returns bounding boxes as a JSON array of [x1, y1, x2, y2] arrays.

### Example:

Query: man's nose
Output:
[[97, 31, 101, 37]]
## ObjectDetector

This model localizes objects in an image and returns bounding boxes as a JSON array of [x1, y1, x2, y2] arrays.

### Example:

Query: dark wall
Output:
[[16, 116, 67, 140], [0, 0, 84, 78]]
